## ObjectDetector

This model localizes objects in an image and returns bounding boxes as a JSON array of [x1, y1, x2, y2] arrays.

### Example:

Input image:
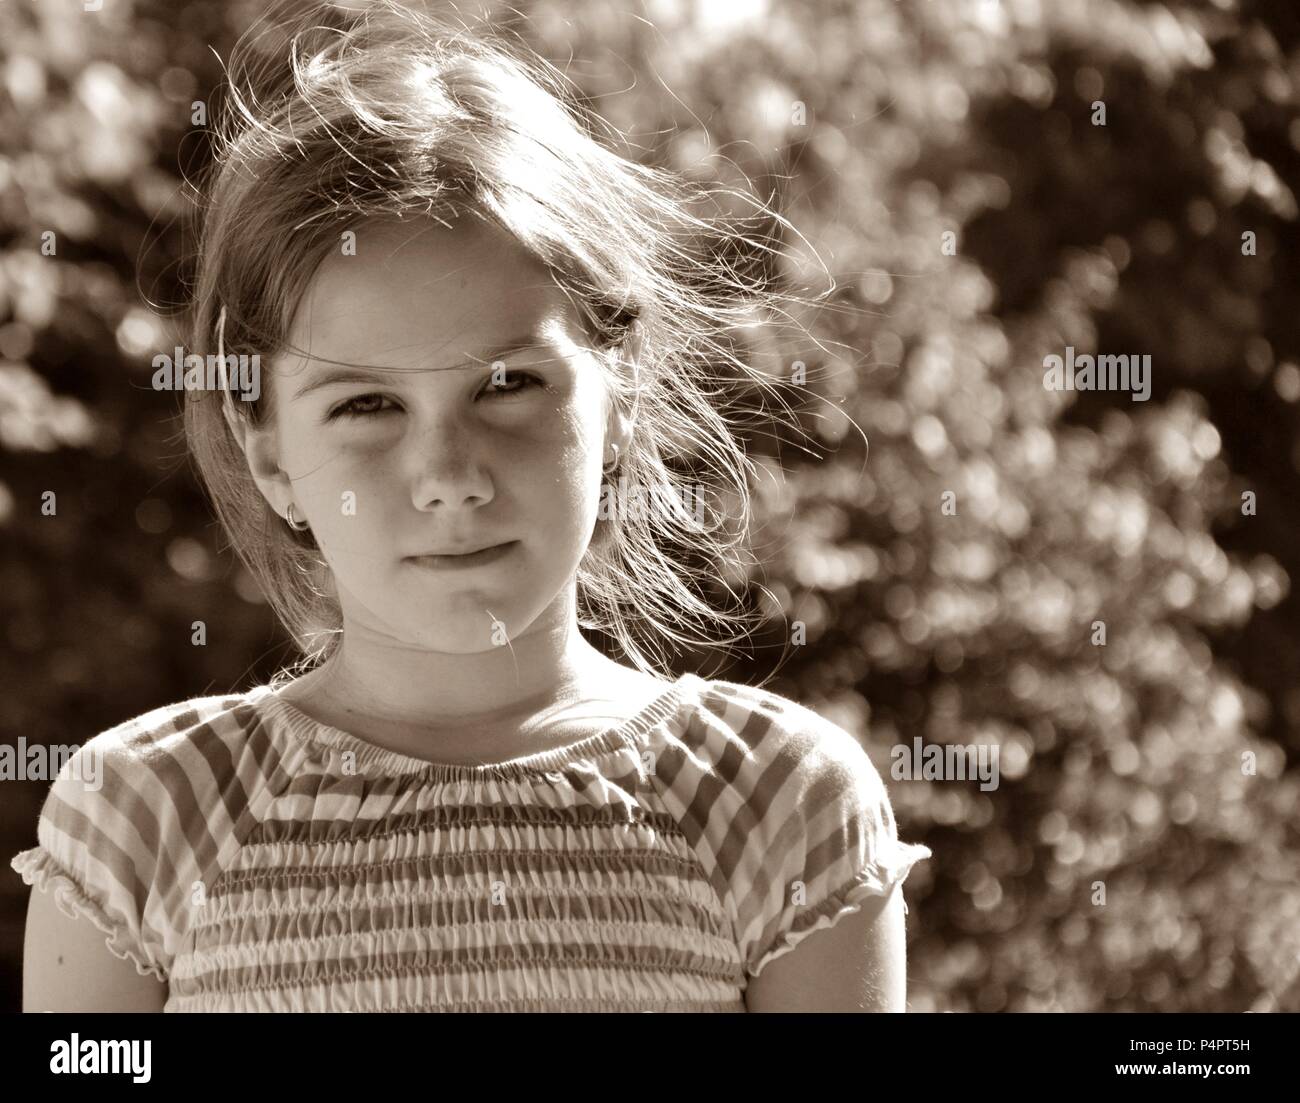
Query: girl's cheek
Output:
[[335, 433, 400, 462], [467, 412, 586, 467], [294, 421, 403, 470]]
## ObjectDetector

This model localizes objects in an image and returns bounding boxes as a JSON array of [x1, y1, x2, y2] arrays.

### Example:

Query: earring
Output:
[[602, 443, 620, 475], [285, 504, 310, 532]]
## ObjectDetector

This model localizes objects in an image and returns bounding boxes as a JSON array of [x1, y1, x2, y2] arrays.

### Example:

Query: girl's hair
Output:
[[184, 0, 819, 681]]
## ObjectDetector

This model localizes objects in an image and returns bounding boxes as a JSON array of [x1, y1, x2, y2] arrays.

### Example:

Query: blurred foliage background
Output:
[[2, 0, 1298, 1012]]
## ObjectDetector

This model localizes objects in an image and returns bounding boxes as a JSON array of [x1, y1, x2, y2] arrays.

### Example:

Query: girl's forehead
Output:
[[304, 218, 551, 309], [286, 218, 570, 356]]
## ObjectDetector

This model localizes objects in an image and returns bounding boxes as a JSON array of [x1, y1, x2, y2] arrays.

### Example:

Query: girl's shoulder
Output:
[[138, 688, 255, 721], [79, 688, 265, 758], [29, 687, 277, 840], [674, 674, 884, 786], [54, 688, 280, 802], [11, 688, 272, 982], [663, 674, 932, 979]]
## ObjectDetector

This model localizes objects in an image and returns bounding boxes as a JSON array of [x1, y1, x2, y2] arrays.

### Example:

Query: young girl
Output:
[[12, 1, 930, 1013]]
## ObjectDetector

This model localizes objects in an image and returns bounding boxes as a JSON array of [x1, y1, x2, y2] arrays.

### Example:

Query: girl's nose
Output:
[[407, 423, 495, 511]]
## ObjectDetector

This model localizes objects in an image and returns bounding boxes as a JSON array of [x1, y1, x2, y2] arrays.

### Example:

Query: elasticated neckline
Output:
[[246, 671, 701, 782]]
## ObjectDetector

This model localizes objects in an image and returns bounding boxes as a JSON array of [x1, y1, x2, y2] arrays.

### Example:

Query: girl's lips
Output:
[[405, 541, 517, 569]]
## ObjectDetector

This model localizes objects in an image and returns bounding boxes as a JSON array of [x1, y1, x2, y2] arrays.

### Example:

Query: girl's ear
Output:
[[224, 403, 295, 518], [606, 318, 642, 454], [621, 316, 644, 376]]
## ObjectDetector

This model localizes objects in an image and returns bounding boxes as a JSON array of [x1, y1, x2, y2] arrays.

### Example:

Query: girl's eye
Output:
[[327, 393, 395, 420], [483, 370, 544, 397], [325, 372, 546, 421]]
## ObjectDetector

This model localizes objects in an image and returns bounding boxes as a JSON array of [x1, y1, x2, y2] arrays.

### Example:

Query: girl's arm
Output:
[[743, 882, 907, 1012], [22, 886, 168, 1013]]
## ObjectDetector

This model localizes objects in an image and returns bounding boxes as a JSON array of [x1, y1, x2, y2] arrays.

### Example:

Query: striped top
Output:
[[10, 671, 931, 1012]]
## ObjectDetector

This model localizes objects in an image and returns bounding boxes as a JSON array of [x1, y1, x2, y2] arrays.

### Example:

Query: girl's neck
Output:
[[274, 629, 665, 767], [287, 613, 623, 732]]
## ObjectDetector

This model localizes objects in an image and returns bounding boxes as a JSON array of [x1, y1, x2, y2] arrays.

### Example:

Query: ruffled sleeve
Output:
[[741, 710, 932, 978], [668, 680, 932, 979], [10, 737, 170, 981]]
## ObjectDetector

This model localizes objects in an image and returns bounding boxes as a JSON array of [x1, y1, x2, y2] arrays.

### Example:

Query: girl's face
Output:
[[247, 216, 628, 653]]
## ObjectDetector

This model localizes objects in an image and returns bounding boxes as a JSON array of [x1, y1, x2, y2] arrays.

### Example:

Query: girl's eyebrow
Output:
[[290, 331, 550, 401]]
